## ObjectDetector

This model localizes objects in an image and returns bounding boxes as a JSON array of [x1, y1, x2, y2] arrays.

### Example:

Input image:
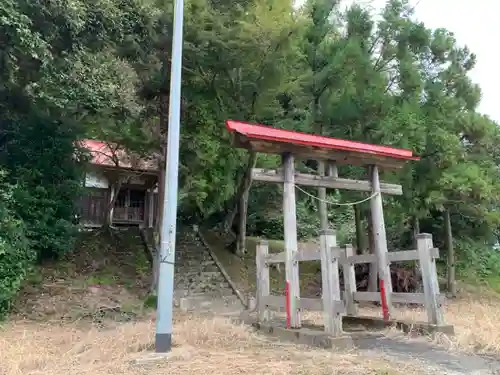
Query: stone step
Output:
[[174, 281, 233, 293], [191, 289, 235, 298], [176, 271, 223, 280], [176, 265, 219, 274], [176, 259, 213, 265], [178, 295, 241, 312], [177, 290, 235, 298], [179, 260, 217, 266], [174, 284, 227, 293], [174, 279, 227, 288], [178, 259, 216, 267], [177, 255, 212, 261], [174, 288, 235, 299]]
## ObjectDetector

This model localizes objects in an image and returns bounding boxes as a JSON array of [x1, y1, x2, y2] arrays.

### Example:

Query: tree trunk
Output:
[[411, 216, 422, 290], [223, 151, 257, 236], [412, 216, 420, 248], [236, 188, 249, 256], [102, 184, 115, 228], [354, 205, 364, 254], [103, 178, 124, 227], [444, 209, 456, 297]]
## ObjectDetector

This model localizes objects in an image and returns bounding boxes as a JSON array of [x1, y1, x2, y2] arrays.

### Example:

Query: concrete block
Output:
[[342, 315, 455, 336], [252, 321, 353, 350]]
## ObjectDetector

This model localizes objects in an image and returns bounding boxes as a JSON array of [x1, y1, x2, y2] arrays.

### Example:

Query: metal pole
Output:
[[155, 0, 184, 353]]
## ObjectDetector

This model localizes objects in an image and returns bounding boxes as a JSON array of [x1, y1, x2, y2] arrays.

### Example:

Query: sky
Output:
[[301, 0, 500, 122], [394, 0, 498, 122]]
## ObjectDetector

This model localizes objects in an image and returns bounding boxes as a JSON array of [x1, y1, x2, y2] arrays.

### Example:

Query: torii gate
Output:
[[226, 120, 420, 327]]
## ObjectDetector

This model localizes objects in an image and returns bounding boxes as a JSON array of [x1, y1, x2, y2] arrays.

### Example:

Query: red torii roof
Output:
[[226, 120, 419, 169]]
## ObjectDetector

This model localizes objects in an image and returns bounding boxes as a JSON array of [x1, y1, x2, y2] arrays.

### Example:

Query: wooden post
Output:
[[369, 165, 393, 314], [327, 162, 338, 180], [320, 229, 342, 336], [108, 184, 116, 224], [343, 244, 358, 316], [417, 233, 444, 326], [124, 187, 130, 219], [236, 189, 249, 256], [148, 188, 155, 228], [256, 239, 270, 322], [282, 153, 301, 328]]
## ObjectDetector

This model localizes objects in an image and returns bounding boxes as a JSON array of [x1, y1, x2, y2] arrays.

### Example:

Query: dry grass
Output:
[[4, 230, 496, 375], [298, 294, 500, 355], [0, 312, 422, 375], [357, 294, 500, 354]]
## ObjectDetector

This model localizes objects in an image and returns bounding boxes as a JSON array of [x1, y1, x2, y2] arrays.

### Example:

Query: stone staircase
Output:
[[173, 230, 243, 315]]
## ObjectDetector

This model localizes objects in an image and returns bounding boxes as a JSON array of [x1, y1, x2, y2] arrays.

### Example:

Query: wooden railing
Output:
[[256, 232, 445, 337], [113, 206, 144, 222]]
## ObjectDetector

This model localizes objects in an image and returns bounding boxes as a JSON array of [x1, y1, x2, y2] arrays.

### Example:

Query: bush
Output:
[[0, 173, 34, 317], [455, 238, 500, 280], [1, 115, 84, 259]]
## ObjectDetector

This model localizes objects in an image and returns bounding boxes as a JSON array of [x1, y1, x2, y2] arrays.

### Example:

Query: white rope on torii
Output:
[[294, 184, 378, 206]]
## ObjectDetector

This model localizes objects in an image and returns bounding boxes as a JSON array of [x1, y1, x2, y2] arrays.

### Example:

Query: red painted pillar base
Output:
[[379, 279, 390, 322]]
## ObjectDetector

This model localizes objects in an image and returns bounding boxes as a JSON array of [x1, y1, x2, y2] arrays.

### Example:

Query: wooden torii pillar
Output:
[[282, 153, 301, 327], [369, 165, 393, 313], [225, 120, 419, 326], [280, 158, 396, 325]]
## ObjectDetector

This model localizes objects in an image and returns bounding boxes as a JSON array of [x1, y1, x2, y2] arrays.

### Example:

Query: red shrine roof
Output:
[[78, 139, 160, 172], [226, 120, 419, 167]]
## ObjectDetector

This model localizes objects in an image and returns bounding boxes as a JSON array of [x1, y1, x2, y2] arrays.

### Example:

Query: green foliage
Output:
[[247, 187, 321, 240], [0, 0, 155, 313], [1, 114, 85, 259], [0, 172, 34, 317], [455, 239, 500, 280]]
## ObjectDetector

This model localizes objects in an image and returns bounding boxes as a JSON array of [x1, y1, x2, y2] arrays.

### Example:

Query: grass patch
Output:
[[85, 273, 119, 287], [457, 274, 500, 295], [143, 294, 157, 309], [11, 229, 153, 322]]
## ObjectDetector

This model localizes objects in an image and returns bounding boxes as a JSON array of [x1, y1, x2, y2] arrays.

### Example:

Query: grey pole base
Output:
[[155, 333, 172, 353]]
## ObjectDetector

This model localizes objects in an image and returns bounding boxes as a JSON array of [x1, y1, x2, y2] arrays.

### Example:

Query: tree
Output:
[[0, 0, 161, 307]]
